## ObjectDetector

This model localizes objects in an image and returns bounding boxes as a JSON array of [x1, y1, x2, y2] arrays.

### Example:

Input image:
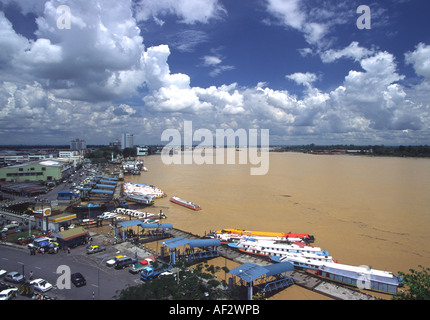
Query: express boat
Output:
[[169, 196, 201, 210]]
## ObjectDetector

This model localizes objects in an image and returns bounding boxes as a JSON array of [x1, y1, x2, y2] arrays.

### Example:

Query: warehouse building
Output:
[[0, 159, 74, 183]]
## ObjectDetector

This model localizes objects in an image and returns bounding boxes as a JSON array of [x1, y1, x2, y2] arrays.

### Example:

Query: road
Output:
[[0, 240, 143, 300]]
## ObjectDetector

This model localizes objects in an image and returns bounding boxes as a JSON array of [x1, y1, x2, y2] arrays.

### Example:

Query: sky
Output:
[[0, 0, 429, 146]]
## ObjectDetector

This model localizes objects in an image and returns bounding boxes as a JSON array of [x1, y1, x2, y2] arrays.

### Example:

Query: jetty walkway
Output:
[[169, 228, 377, 300]]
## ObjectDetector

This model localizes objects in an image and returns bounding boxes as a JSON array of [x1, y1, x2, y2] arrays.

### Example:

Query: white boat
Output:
[[271, 253, 338, 268], [228, 237, 326, 257], [212, 232, 304, 244], [114, 208, 154, 219], [122, 182, 166, 199]]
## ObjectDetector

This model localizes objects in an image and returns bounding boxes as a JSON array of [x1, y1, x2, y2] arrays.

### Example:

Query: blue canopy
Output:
[[188, 239, 221, 248], [90, 189, 114, 194], [118, 221, 173, 229], [161, 237, 190, 249], [229, 263, 269, 283], [102, 176, 118, 181], [99, 180, 117, 185], [96, 184, 116, 189], [264, 262, 295, 277]]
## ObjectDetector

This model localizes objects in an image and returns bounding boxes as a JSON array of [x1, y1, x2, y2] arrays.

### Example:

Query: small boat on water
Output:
[[170, 196, 201, 210]]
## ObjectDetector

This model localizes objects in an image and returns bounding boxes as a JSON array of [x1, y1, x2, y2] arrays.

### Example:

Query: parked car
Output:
[[30, 278, 53, 292], [4, 272, 24, 283], [71, 273, 86, 287], [86, 245, 106, 254], [0, 288, 18, 300], [106, 255, 124, 267], [115, 257, 137, 270], [0, 269, 7, 278]]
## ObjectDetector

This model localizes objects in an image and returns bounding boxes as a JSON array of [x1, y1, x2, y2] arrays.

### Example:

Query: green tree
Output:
[[115, 262, 239, 300], [392, 265, 430, 300]]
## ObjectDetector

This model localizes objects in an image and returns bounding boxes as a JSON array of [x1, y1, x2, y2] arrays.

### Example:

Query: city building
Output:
[[0, 153, 55, 167], [121, 133, 134, 150], [70, 138, 86, 151], [136, 146, 148, 156], [0, 159, 74, 183], [109, 139, 121, 148]]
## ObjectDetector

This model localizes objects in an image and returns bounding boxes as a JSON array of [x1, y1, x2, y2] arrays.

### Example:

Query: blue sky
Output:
[[0, 0, 429, 146]]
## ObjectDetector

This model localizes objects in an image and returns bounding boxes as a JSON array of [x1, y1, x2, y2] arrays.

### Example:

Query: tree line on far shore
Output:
[[273, 144, 430, 158]]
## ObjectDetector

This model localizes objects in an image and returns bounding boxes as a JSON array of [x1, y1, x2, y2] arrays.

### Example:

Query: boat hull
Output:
[[169, 197, 201, 210]]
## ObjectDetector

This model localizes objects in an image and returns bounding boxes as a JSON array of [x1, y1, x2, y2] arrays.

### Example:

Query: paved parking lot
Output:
[[1, 233, 152, 300]]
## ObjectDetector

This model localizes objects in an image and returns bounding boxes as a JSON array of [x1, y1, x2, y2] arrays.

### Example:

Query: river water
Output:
[[126, 151, 430, 298]]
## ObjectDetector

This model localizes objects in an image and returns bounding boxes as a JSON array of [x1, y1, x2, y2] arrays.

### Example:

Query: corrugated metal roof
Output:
[[99, 180, 117, 184], [95, 184, 116, 189], [90, 189, 114, 194], [264, 262, 295, 277], [229, 263, 269, 283], [101, 176, 118, 180], [161, 237, 190, 249], [117, 221, 173, 229], [188, 239, 221, 248], [229, 262, 294, 282], [118, 220, 142, 228], [140, 223, 173, 229]]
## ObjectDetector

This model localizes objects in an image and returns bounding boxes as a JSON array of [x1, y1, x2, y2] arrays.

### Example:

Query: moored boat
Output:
[[272, 254, 403, 295], [170, 196, 201, 210], [216, 228, 315, 243], [209, 231, 304, 245], [122, 182, 166, 199], [228, 237, 324, 258], [316, 262, 403, 294], [125, 194, 154, 205]]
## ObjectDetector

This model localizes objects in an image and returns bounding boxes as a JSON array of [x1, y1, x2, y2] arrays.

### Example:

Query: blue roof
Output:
[[229, 262, 294, 282], [118, 220, 142, 228], [99, 180, 117, 184], [264, 262, 295, 277], [159, 237, 220, 249], [96, 184, 116, 189], [188, 239, 221, 248], [90, 189, 114, 194], [141, 223, 173, 229], [117, 221, 173, 229], [161, 237, 190, 249], [229, 263, 269, 283]]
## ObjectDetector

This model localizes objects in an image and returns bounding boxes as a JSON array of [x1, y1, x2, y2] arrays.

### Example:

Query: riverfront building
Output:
[[0, 159, 74, 183]]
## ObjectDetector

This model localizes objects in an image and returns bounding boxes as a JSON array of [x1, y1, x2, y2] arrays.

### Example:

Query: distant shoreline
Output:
[[270, 145, 430, 158]]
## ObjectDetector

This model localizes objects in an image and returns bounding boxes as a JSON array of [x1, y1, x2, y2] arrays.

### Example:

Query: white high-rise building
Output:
[[121, 133, 134, 149], [70, 138, 86, 151]]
